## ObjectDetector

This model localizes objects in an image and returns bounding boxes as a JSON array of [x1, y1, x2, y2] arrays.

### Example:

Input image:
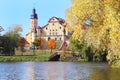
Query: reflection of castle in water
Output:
[[16, 62, 92, 80], [25, 62, 35, 80], [44, 63, 65, 80], [1, 62, 114, 80], [22, 62, 83, 80]]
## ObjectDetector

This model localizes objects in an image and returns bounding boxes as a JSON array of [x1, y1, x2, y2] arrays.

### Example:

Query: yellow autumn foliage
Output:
[[67, 0, 120, 62]]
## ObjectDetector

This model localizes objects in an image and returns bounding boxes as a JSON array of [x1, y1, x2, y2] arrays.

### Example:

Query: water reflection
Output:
[[43, 62, 65, 80], [0, 62, 120, 80], [25, 62, 35, 80], [89, 67, 120, 80]]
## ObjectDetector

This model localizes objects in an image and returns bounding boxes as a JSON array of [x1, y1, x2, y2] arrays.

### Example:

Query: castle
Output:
[[26, 8, 69, 46]]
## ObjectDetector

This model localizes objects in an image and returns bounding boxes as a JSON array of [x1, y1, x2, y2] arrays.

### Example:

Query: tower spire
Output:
[[30, 8, 38, 19]]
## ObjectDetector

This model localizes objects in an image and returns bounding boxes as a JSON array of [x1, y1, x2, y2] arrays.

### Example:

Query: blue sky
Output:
[[0, 0, 71, 37]]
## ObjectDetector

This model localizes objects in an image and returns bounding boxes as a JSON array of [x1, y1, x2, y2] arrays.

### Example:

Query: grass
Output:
[[0, 50, 51, 62], [111, 59, 120, 68], [0, 49, 89, 62], [0, 54, 51, 62]]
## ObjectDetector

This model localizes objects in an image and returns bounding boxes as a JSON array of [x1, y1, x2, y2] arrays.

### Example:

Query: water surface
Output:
[[0, 62, 120, 80]]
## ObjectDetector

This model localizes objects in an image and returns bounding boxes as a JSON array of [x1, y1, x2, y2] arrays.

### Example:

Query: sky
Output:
[[0, 0, 71, 37]]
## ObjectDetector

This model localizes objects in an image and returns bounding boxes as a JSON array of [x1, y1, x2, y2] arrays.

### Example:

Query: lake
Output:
[[0, 62, 120, 80]]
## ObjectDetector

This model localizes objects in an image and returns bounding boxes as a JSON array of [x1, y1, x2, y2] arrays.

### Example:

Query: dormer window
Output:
[[53, 23, 54, 26]]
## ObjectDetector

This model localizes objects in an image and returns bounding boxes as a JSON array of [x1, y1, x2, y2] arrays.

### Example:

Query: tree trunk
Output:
[[51, 49, 52, 54]]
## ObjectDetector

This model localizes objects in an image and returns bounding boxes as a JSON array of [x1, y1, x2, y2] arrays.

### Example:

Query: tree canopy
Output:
[[67, 0, 120, 62], [0, 25, 22, 55], [48, 39, 56, 54], [33, 38, 47, 49]]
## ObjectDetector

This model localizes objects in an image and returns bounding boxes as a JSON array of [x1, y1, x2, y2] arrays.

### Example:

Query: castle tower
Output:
[[30, 8, 38, 32], [30, 8, 38, 43], [26, 8, 38, 45]]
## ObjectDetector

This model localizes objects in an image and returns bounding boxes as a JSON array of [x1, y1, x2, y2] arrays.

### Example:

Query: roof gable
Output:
[[48, 17, 59, 23], [48, 16, 65, 25], [37, 17, 66, 29]]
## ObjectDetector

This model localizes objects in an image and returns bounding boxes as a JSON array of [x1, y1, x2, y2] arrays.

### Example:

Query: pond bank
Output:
[[0, 54, 50, 62], [111, 60, 120, 68], [0, 55, 120, 68]]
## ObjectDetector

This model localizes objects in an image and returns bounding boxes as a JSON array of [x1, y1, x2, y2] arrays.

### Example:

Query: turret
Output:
[[30, 8, 38, 19]]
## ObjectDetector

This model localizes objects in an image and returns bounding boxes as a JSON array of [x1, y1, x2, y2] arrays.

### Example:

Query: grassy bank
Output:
[[0, 54, 51, 62], [111, 60, 120, 68], [0, 50, 52, 62]]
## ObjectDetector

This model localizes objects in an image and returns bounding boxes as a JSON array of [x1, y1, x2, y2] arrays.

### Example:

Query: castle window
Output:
[[60, 38, 61, 41], [55, 38, 57, 41], [53, 23, 54, 26], [60, 27, 61, 29]]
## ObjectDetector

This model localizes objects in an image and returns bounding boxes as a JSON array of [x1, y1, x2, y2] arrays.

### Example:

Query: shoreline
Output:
[[0, 55, 50, 62]]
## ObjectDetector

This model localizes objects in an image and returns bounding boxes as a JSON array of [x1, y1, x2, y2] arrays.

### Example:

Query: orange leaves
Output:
[[17, 37, 25, 46], [33, 38, 41, 46], [33, 38, 47, 49], [48, 39, 56, 50], [17, 37, 29, 46], [40, 38, 47, 49]]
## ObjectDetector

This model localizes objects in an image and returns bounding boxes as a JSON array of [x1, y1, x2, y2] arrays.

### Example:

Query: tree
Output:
[[70, 37, 95, 61], [40, 38, 48, 49], [48, 39, 56, 54], [33, 38, 41, 48], [3, 25, 22, 55], [17, 37, 26, 55], [13, 24, 22, 33], [66, 0, 120, 62], [33, 38, 47, 49], [0, 36, 10, 55]]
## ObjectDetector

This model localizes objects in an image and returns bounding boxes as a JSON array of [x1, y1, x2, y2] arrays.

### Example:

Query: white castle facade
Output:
[[26, 8, 69, 45]]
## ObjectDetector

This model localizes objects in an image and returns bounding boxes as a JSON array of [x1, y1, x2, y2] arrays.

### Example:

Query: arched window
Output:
[[60, 38, 61, 41]]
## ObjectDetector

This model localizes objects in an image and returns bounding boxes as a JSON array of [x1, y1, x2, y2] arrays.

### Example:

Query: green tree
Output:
[[0, 36, 10, 55], [70, 37, 94, 61], [3, 25, 22, 55]]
